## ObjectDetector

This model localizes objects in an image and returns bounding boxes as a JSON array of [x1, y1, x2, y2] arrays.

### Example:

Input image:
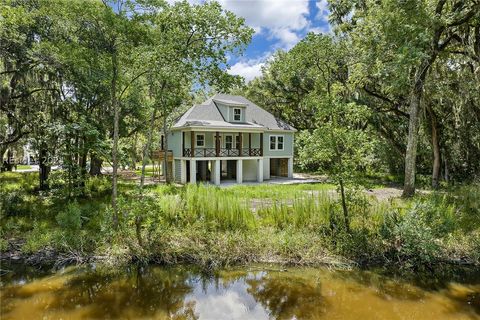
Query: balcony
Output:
[[183, 147, 262, 158]]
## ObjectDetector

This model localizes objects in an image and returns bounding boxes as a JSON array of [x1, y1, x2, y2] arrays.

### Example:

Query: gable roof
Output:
[[172, 93, 296, 132]]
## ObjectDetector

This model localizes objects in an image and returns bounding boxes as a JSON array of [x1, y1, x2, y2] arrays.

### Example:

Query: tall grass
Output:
[[182, 184, 255, 230], [257, 192, 334, 230]]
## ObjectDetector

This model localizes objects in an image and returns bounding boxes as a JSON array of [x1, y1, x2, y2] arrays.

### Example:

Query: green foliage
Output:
[[381, 209, 441, 268], [56, 201, 82, 231], [183, 184, 255, 231], [84, 176, 111, 197]]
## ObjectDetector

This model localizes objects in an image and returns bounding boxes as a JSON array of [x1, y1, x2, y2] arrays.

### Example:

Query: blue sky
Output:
[[218, 0, 331, 82], [169, 0, 331, 82]]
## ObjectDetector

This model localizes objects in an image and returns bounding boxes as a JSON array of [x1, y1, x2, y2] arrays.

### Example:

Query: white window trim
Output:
[[233, 108, 242, 122], [195, 133, 205, 148], [269, 135, 285, 151]]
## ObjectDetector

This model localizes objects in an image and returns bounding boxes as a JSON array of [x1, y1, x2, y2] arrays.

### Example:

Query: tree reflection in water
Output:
[[1, 264, 479, 320], [246, 271, 326, 319], [1, 265, 199, 319]]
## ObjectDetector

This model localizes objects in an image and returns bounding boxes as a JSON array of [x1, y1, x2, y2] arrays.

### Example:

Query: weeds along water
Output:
[[1, 172, 479, 269]]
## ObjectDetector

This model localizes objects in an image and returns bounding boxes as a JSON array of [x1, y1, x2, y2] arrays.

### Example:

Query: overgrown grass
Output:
[[1, 172, 479, 270], [223, 182, 335, 199], [134, 165, 155, 177]]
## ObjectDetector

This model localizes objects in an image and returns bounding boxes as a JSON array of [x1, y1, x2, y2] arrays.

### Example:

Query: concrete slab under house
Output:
[[154, 94, 296, 186]]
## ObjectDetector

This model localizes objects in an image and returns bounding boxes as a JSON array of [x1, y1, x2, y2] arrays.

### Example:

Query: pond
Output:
[[1, 263, 479, 319]]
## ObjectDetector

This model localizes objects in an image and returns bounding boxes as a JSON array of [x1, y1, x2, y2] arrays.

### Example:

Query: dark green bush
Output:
[[56, 201, 83, 230]]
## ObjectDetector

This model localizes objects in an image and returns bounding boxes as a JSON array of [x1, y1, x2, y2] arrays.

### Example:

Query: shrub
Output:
[[84, 176, 111, 197], [380, 206, 441, 268], [56, 201, 82, 230]]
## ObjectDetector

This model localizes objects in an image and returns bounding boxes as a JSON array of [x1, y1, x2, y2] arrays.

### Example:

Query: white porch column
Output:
[[190, 159, 196, 184], [215, 159, 221, 186], [287, 157, 293, 178], [236, 159, 243, 184], [257, 158, 264, 182], [180, 160, 187, 184], [210, 160, 215, 183]]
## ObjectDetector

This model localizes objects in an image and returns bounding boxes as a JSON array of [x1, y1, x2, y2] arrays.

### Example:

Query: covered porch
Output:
[[181, 130, 263, 158]]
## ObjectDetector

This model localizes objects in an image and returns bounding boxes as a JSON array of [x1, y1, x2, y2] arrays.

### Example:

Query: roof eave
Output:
[[171, 125, 265, 132]]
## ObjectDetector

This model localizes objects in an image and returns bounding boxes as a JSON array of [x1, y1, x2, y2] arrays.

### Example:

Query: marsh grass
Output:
[[256, 192, 334, 230], [223, 182, 335, 199], [182, 184, 255, 230]]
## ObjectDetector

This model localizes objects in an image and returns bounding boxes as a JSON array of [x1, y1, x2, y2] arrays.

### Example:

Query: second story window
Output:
[[269, 135, 284, 150], [277, 136, 284, 150], [270, 136, 276, 150], [196, 134, 205, 147], [233, 108, 241, 121]]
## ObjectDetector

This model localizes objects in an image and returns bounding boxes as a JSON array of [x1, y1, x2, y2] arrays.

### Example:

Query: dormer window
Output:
[[233, 108, 241, 121]]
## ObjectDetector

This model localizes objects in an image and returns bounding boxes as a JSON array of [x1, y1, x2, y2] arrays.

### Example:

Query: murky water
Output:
[[1, 263, 479, 319]]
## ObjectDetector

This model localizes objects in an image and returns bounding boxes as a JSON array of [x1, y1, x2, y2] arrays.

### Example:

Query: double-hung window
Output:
[[196, 134, 205, 147], [225, 135, 233, 149], [269, 135, 284, 150], [233, 108, 242, 121], [277, 136, 284, 150]]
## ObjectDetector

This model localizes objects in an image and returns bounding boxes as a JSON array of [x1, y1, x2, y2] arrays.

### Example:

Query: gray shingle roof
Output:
[[172, 94, 296, 131]]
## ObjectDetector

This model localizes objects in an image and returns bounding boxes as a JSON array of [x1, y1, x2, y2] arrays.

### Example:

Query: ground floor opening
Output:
[[270, 158, 289, 177], [181, 158, 265, 185]]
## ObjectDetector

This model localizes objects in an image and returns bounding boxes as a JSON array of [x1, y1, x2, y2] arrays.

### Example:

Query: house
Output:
[[162, 94, 296, 185]]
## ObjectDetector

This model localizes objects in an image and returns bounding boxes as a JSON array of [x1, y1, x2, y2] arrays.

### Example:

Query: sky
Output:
[[169, 0, 332, 82]]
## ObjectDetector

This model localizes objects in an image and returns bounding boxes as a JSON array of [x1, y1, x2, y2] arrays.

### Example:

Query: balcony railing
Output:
[[183, 147, 262, 157]]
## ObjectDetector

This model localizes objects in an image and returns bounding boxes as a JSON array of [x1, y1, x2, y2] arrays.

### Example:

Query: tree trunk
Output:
[[140, 108, 157, 189], [0, 145, 7, 172], [6, 149, 13, 171], [339, 178, 350, 233], [403, 89, 421, 197], [79, 151, 88, 188], [132, 133, 138, 171], [78, 135, 88, 188], [427, 105, 441, 189], [39, 145, 50, 191], [163, 115, 170, 183], [403, 60, 431, 197], [444, 152, 449, 183], [89, 152, 103, 176], [111, 49, 119, 228]]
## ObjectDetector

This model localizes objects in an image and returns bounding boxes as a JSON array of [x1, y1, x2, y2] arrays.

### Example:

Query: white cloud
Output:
[[218, 0, 309, 48], [270, 28, 301, 49], [228, 50, 276, 82], [313, 0, 331, 33], [316, 0, 329, 16], [228, 60, 265, 82]]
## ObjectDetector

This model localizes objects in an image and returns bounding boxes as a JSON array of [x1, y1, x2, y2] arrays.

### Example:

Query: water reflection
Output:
[[1, 263, 479, 320]]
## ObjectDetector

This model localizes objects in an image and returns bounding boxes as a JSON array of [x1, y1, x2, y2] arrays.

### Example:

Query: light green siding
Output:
[[167, 131, 182, 157], [216, 103, 229, 120], [174, 159, 181, 182], [263, 132, 294, 157], [214, 103, 246, 122]]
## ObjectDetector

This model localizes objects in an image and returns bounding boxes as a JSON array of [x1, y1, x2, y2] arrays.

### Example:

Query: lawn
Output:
[[15, 165, 32, 170]]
